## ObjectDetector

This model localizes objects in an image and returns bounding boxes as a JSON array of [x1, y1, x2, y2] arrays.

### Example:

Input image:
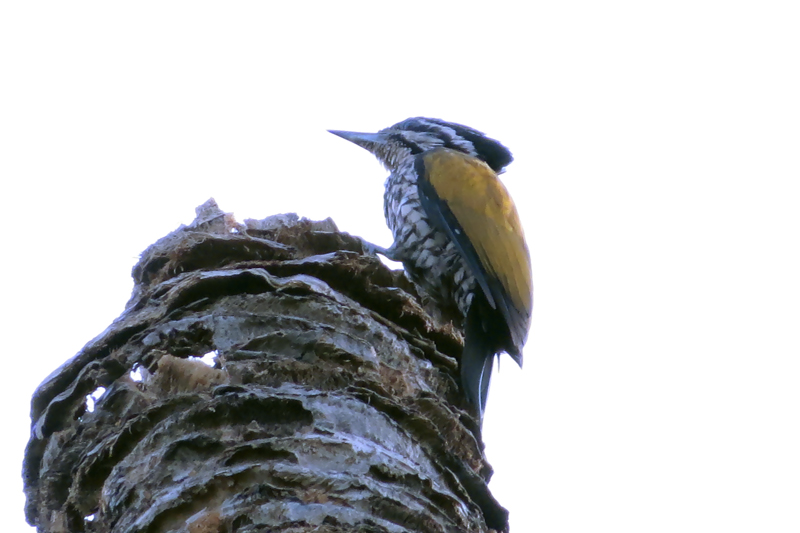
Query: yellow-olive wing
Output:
[[416, 148, 532, 356]]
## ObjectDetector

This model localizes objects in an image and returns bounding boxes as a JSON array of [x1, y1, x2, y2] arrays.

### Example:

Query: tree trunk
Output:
[[23, 199, 509, 533]]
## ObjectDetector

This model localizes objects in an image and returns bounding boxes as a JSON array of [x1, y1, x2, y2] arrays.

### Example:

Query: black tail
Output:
[[462, 302, 497, 420]]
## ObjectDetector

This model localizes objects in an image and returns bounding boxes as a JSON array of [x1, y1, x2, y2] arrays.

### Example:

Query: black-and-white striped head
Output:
[[329, 117, 513, 174]]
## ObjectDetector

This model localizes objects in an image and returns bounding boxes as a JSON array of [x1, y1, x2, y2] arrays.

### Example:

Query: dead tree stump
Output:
[[23, 199, 509, 533]]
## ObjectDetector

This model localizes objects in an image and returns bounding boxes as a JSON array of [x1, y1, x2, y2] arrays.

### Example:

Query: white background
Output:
[[2, 2, 799, 531]]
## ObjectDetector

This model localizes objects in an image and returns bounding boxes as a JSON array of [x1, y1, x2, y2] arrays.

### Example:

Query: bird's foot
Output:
[[358, 238, 399, 261]]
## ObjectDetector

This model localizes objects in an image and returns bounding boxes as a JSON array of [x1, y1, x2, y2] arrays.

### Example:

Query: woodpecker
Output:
[[329, 117, 532, 421]]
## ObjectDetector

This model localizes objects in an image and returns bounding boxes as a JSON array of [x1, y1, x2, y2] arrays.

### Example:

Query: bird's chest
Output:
[[383, 172, 475, 317]]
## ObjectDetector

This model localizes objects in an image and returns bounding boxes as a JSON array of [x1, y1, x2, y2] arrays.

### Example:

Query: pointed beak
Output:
[[328, 129, 386, 150]]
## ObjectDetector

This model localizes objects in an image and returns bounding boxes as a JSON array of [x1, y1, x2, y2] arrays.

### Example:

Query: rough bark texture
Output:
[[23, 199, 509, 533]]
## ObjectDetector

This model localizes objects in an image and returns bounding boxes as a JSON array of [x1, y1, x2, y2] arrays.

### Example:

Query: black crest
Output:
[[426, 118, 514, 172]]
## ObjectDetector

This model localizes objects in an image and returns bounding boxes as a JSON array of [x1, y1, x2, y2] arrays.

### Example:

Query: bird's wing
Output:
[[416, 148, 532, 356]]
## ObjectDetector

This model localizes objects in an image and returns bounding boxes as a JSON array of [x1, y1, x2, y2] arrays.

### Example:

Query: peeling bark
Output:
[[23, 199, 510, 533]]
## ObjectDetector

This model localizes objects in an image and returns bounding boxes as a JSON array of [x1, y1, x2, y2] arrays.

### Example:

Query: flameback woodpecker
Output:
[[329, 117, 532, 422]]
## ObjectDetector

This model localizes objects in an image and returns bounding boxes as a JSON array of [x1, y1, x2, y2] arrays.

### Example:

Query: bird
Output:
[[329, 117, 532, 422]]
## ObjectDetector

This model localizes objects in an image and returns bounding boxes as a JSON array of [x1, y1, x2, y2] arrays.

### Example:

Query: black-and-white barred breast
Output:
[[383, 166, 476, 318]]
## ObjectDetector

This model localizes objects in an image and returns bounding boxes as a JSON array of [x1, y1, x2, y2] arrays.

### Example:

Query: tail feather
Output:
[[462, 303, 497, 419], [478, 352, 494, 413]]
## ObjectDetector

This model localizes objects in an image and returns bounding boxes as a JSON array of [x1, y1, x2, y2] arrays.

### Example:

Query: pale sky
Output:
[[2, 2, 799, 531]]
